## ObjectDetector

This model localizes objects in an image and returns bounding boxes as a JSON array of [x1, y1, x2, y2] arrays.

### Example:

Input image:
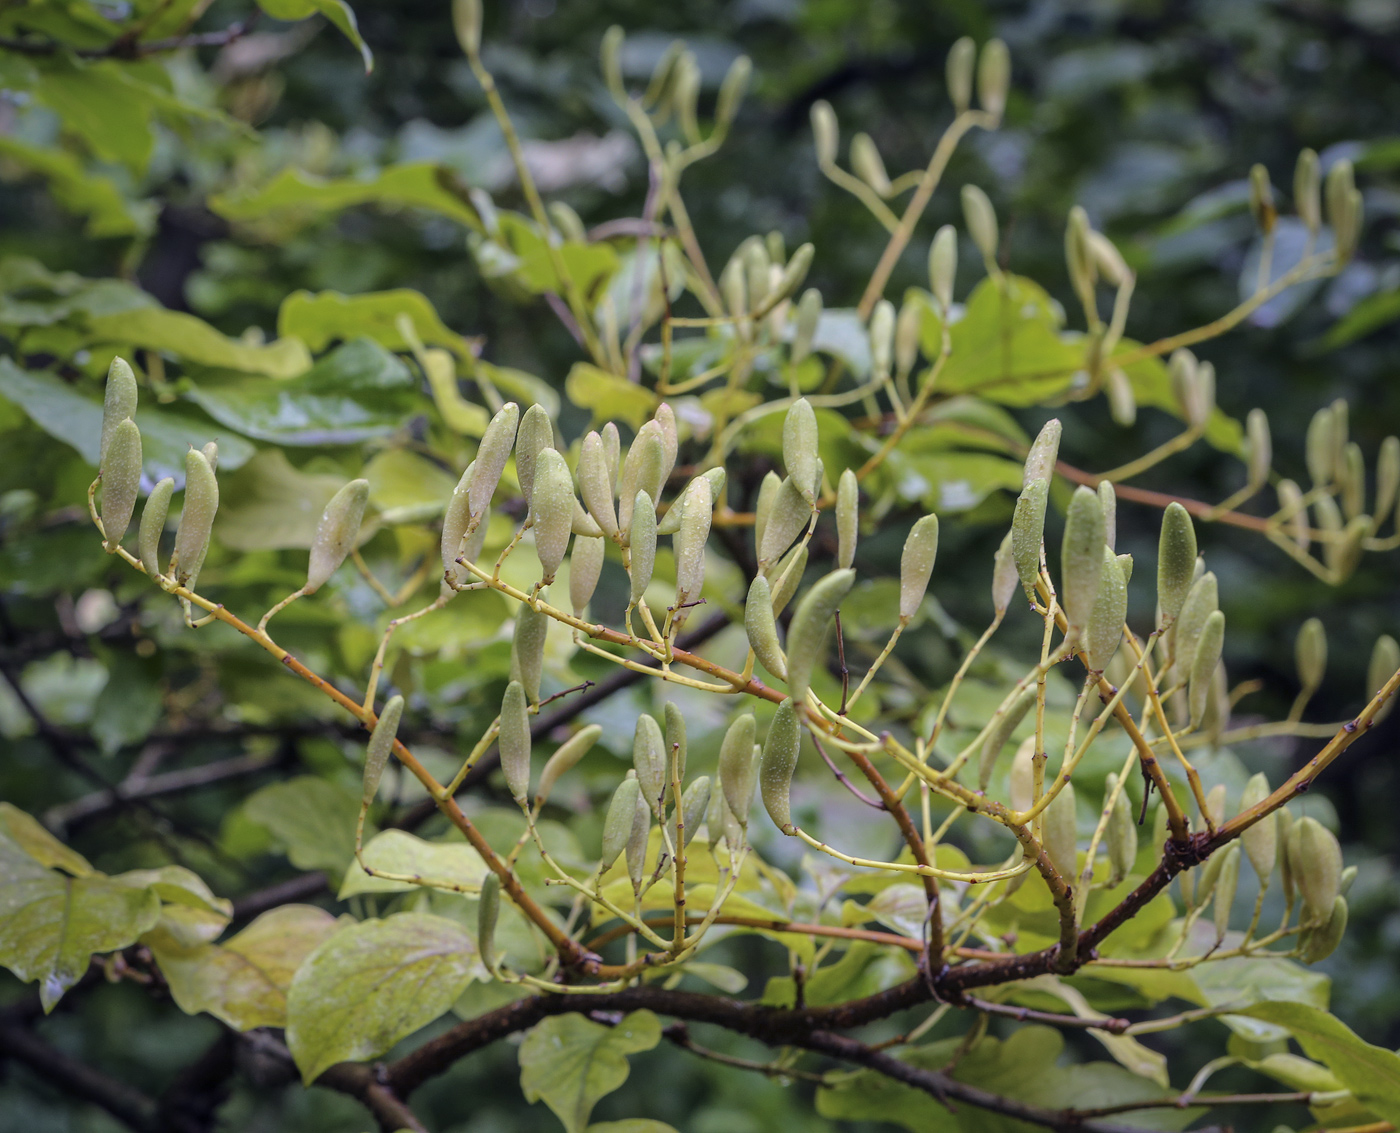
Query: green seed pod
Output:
[[307, 479, 369, 593], [771, 244, 814, 309], [836, 469, 858, 571], [702, 466, 727, 505], [548, 200, 587, 244], [1295, 148, 1320, 232], [991, 531, 1019, 615], [600, 773, 640, 873], [721, 253, 748, 322], [1157, 502, 1197, 628], [654, 401, 679, 481], [769, 544, 808, 616], [1330, 514, 1370, 581], [760, 698, 800, 834], [1249, 164, 1276, 233], [569, 535, 605, 616], [706, 780, 731, 851], [716, 54, 752, 126], [869, 299, 896, 381], [1174, 571, 1219, 674], [1065, 206, 1095, 298], [664, 700, 688, 803], [961, 184, 999, 265], [468, 402, 520, 521], [1300, 894, 1348, 963], [753, 470, 782, 558], [442, 463, 474, 576], [1340, 864, 1358, 896], [785, 568, 855, 705], [1105, 772, 1137, 887], [1313, 494, 1344, 570], [499, 680, 531, 803], [633, 713, 667, 812], [1375, 436, 1400, 529], [657, 470, 709, 536], [673, 475, 712, 612], [978, 684, 1036, 790], [1097, 480, 1118, 553], [362, 694, 404, 807], [138, 476, 174, 576], [783, 398, 819, 503], [745, 576, 786, 680], [1011, 478, 1050, 596], [477, 870, 499, 970], [1115, 553, 1133, 587], [899, 514, 939, 620], [510, 603, 549, 705], [1244, 408, 1272, 490], [172, 447, 218, 587], [578, 431, 618, 540], [1296, 617, 1327, 693], [1043, 782, 1077, 880], [600, 421, 621, 484], [929, 224, 958, 311], [1061, 485, 1106, 638], [1305, 406, 1336, 487], [532, 449, 574, 584], [1188, 610, 1225, 728], [791, 288, 822, 366], [1085, 546, 1128, 674], [718, 713, 759, 824], [1008, 735, 1036, 813], [1367, 634, 1399, 724], [811, 100, 838, 167], [200, 442, 218, 473], [1106, 368, 1137, 427], [625, 779, 651, 892], [667, 775, 711, 850], [1088, 231, 1130, 288], [1239, 773, 1276, 882], [515, 404, 554, 512], [1278, 808, 1296, 908], [895, 300, 921, 378], [1293, 816, 1343, 923], [673, 51, 701, 144], [1203, 783, 1227, 831], [535, 724, 601, 808], [1023, 419, 1062, 487], [1213, 844, 1241, 938], [946, 36, 975, 111], [759, 476, 811, 567], [618, 422, 666, 535], [452, 0, 481, 55], [99, 418, 142, 550], [628, 491, 657, 604], [850, 133, 891, 197], [1278, 479, 1309, 550], [1325, 159, 1357, 250], [100, 356, 138, 466], [1339, 441, 1366, 520], [976, 38, 1010, 119]]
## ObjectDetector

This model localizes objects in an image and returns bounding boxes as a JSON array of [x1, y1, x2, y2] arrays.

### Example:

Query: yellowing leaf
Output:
[[338, 830, 489, 898], [0, 803, 93, 877], [278, 288, 475, 358], [0, 135, 155, 237], [86, 307, 311, 378], [519, 1010, 661, 1133], [565, 363, 657, 429], [242, 776, 362, 877]]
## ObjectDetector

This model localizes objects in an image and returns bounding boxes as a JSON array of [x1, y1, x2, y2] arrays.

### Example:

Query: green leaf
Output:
[[0, 136, 155, 237], [1119, 350, 1243, 454], [588, 1124, 680, 1133], [365, 448, 457, 525], [1321, 287, 1400, 350], [34, 60, 156, 172], [485, 213, 619, 296], [0, 832, 161, 1010], [85, 307, 311, 378], [215, 449, 354, 552], [338, 830, 489, 898], [0, 804, 93, 877], [886, 449, 1027, 513], [90, 656, 162, 755], [565, 363, 657, 429], [113, 865, 231, 916], [278, 288, 475, 358], [1191, 956, 1330, 1043], [286, 913, 482, 1083], [1238, 1001, 1400, 1124], [242, 776, 362, 876], [149, 904, 339, 1031], [519, 1010, 662, 1133], [256, 0, 373, 72]]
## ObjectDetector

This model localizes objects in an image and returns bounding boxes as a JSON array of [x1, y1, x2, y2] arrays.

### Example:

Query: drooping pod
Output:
[[759, 476, 812, 568], [760, 699, 800, 834], [745, 576, 786, 680], [510, 603, 549, 705], [663, 700, 687, 803], [172, 447, 219, 587], [667, 776, 711, 851], [1173, 571, 1219, 673], [899, 514, 939, 620], [532, 448, 574, 585], [100, 418, 142, 551], [784, 568, 855, 706], [929, 224, 957, 311], [718, 714, 759, 826], [1156, 502, 1196, 628], [783, 399, 819, 503], [577, 431, 618, 540], [569, 535, 605, 616], [977, 685, 1036, 790], [1042, 782, 1078, 880], [1084, 546, 1127, 673], [632, 713, 667, 813], [672, 475, 712, 613], [100, 356, 138, 466], [836, 469, 858, 570], [961, 184, 999, 266], [1023, 420, 1062, 486], [498, 680, 531, 803], [1188, 611, 1225, 728], [946, 37, 975, 111], [1060, 485, 1106, 640], [468, 402, 520, 523], [477, 872, 499, 972], [535, 724, 602, 809], [362, 694, 404, 808], [1296, 617, 1327, 694], [138, 477, 174, 576], [1239, 773, 1276, 882], [514, 403, 554, 513], [599, 772, 640, 872], [1292, 816, 1342, 923], [1104, 773, 1137, 887], [628, 491, 657, 605], [306, 479, 369, 593], [977, 38, 1010, 119], [1011, 478, 1050, 596]]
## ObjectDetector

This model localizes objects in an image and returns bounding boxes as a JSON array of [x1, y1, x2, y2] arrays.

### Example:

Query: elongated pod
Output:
[[362, 694, 404, 807], [1156, 502, 1196, 627], [172, 448, 218, 587], [498, 680, 531, 803], [138, 476, 174, 576], [101, 357, 138, 466], [600, 772, 640, 872], [535, 724, 602, 809], [510, 603, 549, 705], [632, 713, 666, 813], [899, 514, 939, 619], [718, 714, 758, 823], [1011, 478, 1049, 596], [468, 402, 520, 521], [745, 575, 786, 680], [1060, 485, 1106, 638], [760, 699, 800, 834], [785, 568, 855, 705], [477, 871, 499, 971], [307, 479, 369, 593], [100, 418, 142, 551], [531, 448, 574, 584]]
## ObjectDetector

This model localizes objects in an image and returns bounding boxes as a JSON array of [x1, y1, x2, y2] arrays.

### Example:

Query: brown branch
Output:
[[1055, 460, 1272, 534], [229, 871, 330, 923], [957, 994, 1130, 1034]]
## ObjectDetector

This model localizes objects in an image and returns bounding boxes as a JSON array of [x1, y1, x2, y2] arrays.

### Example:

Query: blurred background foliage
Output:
[[3, 1, 1400, 1130]]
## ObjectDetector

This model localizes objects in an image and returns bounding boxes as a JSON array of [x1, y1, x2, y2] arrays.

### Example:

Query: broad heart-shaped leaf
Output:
[[0, 803, 93, 877], [486, 213, 620, 298], [0, 833, 160, 1011], [112, 865, 231, 917], [1238, 1002, 1400, 1125], [86, 307, 310, 378], [149, 904, 339, 1032], [255, 0, 372, 72], [1191, 955, 1330, 1043], [215, 449, 352, 552], [519, 1010, 662, 1133], [278, 288, 476, 358], [364, 448, 457, 525], [183, 339, 417, 446], [338, 829, 490, 899], [242, 775, 362, 877], [0, 136, 155, 237], [286, 913, 482, 1083], [33, 59, 156, 172], [565, 363, 657, 429]]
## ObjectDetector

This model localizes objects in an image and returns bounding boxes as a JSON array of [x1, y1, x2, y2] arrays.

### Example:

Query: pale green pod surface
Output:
[[1011, 478, 1050, 595], [673, 476, 712, 611], [977, 38, 1010, 118], [1331, 514, 1370, 581], [1097, 480, 1117, 553], [946, 36, 975, 110], [1156, 502, 1197, 627], [306, 479, 369, 593], [785, 568, 855, 705], [138, 476, 174, 576], [774, 244, 814, 306], [1313, 495, 1344, 570], [442, 464, 474, 575], [769, 544, 808, 617], [618, 423, 666, 535], [1239, 773, 1276, 882], [100, 418, 142, 550], [1106, 368, 1137, 427], [1325, 158, 1355, 236], [654, 402, 679, 483], [362, 694, 404, 807], [1246, 409, 1272, 490], [707, 782, 731, 851], [1341, 441, 1366, 519], [1174, 571, 1219, 673], [721, 256, 748, 322], [810, 100, 838, 167], [531, 449, 574, 585], [656, 474, 695, 536], [633, 713, 667, 812], [200, 442, 218, 473], [1278, 809, 1297, 908], [783, 398, 819, 502], [477, 871, 499, 970], [1341, 864, 1359, 896], [899, 514, 939, 620], [1065, 206, 1094, 296], [753, 469, 782, 558], [1305, 406, 1336, 487], [514, 404, 554, 511], [929, 224, 958, 311], [745, 575, 786, 680], [569, 535, 605, 616], [869, 299, 895, 380], [1204, 783, 1227, 830], [600, 774, 640, 872], [1295, 148, 1320, 231], [100, 356, 138, 466], [1301, 895, 1348, 963], [760, 699, 800, 834], [791, 288, 822, 366], [628, 491, 657, 604], [625, 782, 650, 891], [1278, 479, 1309, 549], [1371, 436, 1400, 532], [718, 713, 759, 824], [468, 402, 520, 520], [499, 680, 531, 803], [578, 431, 618, 539], [1023, 419, 1062, 487], [1060, 485, 1106, 637], [173, 447, 218, 587], [895, 300, 921, 377], [702, 466, 727, 507], [1008, 736, 1036, 813], [1088, 231, 1129, 287], [962, 184, 999, 263], [1367, 634, 1399, 724], [716, 53, 752, 125], [1249, 164, 1275, 230], [548, 200, 586, 244], [510, 603, 549, 705], [759, 476, 812, 567], [600, 421, 621, 483], [835, 469, 859, 571], [1043, 782, 1078, 880], [1213, 845, 1241, 939], [1085, 546, 1127, 674], [978, 684, 1035, 790], [743, 239, 771, 311], [664, 699, 688, 802], [1188, 610, 1225, 728], [535, 724, 602, 808], [991, 531, 1018, 615], [1293, 816, 1342, 923], [668, 775, 711, 850], [1105, 773, 1137, 886], [1296, 617, 1327, 691], [850, 132, 891, 196], [452, 0, 481, 54]]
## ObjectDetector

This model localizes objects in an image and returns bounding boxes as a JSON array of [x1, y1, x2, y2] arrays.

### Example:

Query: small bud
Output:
[[532, 449, 574, 584], [1367, 634, 1399, 724], [1043, 782, 1078, 880], [1293, 816, 1342, 923], [992, 531, 1018, 615], [535, 724, 601, 809], [962, 184, 999, 266], [791, 288, 822, 366], [1296, 617, 1327, 693], [578, 431, 618, 540], [1098, 480, 1117, 553], [1023, 419, 1062, 487], [836, 469, 858, 570], [99, 418, 142, 551], [745, 575, 787, 680], [1340, 442, 1366, 520], [1305, 405, 1336, 488], [899, 514, 939, 620], [100, 356, 138, 466], [1213, 845, 1241, 939], [783, 399, 820, 503], [929, 225, 958, 311], [633, 714, 667, 813], [1065, 206, 1095, 298], [850, 133, 891, 197], [760, 698, 800, 834], [469, 402, 520, 521], [1295, 148, 1320, 232], [785, 568, 855, 706], [978, 684, 1035, 790], [1278, 479, 1309, 550], [1106, 368, 1137, 427], [946, 37, 975, 111], [1011, 478, 1050, 596], [1248, 164, 1276, 234], [307, 479, 369, 593], [1061, 485, 1106, 638], [1085, 546, 1128, 674], [1239, 773, 1276, 882], [515, 404, 554, 512], [759, 476, 812, 567], [1105, 773, 1137, 887], [600, 773, 640, 873], [362, 694, 404, 807], [1188, 610, 1225, 728], [442, 463, 474, 577], [716, 55, 752, 127], [569, 535, 605, 616], [625, 780, 650, 892], [811, 100, 838, 167], [1300, 894, 1348, 963], [717, 714, 759, 826], [138, 476, 174, 577], [499, 680, 531, 803], [1087, 231, 1130, 288], [510, 603, 549, 705], [477, 871, 500, 973], [672, 476, 713, 614], [1375, 436, 1400, 529], [869, 299, 896, 382], [1157, 502, 1197, 627], [769, 544, 808, 616], [976, 38, 1010, 119], [1245, 409, 1272, 491], [172, 448, 219, 588], [452, 0, 481, 56]]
